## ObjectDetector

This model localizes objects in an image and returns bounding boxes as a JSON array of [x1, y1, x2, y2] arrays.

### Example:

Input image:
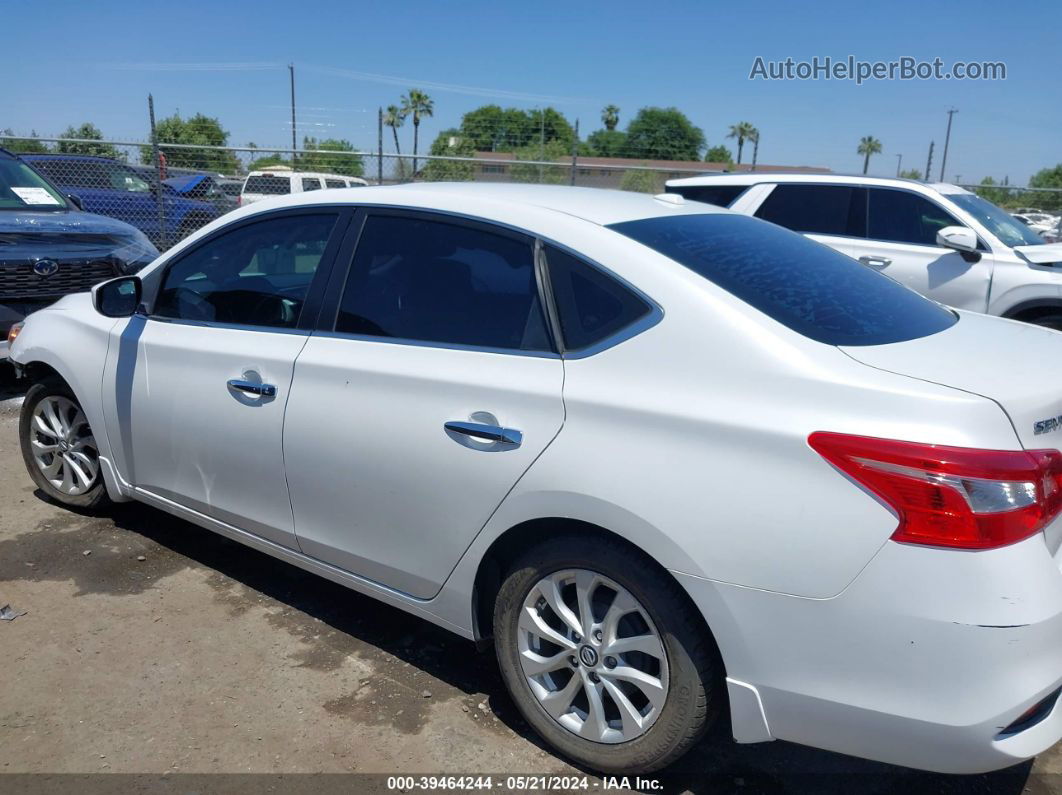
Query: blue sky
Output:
[[6, 0, 1057, 183]]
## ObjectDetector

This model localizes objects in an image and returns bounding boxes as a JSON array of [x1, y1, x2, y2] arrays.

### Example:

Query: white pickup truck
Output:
[[667, 173, 1062, 328]]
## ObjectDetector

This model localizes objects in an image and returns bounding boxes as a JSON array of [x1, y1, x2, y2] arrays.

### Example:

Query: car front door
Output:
[[846, 187, 992, 311], [283, 210, 565, 599], [103, 208, 349, 549]]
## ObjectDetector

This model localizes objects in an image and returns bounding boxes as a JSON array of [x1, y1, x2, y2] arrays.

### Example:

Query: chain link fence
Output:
[[3, 132, 1060, 252]]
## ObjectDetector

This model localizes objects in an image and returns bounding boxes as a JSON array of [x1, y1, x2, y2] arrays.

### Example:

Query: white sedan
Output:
[[8, 184, 1062, 774]]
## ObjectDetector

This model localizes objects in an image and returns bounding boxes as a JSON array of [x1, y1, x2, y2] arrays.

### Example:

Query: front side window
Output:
[[154, 213, 337, 328], [609, 213, 957, 346], [755, 184, 866, 237], [544, 245, 650, 351], [867, 188, 959, 246], [336, 215, 551, 352]]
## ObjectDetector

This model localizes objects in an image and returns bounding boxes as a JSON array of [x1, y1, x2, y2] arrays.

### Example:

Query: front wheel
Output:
[[493, 535, 718, 773], [20, 378, 110, 510]]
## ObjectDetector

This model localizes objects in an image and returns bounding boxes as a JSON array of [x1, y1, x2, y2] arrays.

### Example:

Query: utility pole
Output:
[[925, 141, 934, 183], [377, 107, 384, 186], [148, 94, 167, 250], [895, 153, 903, 176], [289, 63, 297, 159], [939, 108, 958, 182], [570, 119, 579, 186]]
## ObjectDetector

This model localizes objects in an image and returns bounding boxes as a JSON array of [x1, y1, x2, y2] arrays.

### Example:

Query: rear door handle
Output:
[[445, 421, 522, 447], [227, 379, 277, 398], [858, 255, 892, 269]]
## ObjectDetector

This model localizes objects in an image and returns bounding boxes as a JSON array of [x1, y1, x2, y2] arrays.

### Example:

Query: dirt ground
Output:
[[0, 373, 1059, 794]]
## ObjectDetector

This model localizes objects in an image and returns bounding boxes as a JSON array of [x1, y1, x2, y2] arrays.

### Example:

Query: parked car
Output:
[[9, 184, 1062, 775], [164, 173, 239, 213], [666, 174, 1062, 328], [0, 148, 157, 360], [22, 154, 220, 248], [239, 167, 369, 205]]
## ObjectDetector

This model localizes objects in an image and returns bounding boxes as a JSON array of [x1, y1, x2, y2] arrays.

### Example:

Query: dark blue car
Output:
[[22, 154, 220, 248], [1, 148, 158, 357]]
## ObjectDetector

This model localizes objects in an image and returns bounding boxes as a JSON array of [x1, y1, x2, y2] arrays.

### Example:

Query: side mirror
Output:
[[92, 276, 142, 318], [66, 193, 83, 210], [936, 225, 978, 253]]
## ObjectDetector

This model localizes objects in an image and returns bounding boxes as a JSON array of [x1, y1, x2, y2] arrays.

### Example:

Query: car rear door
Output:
[[103, 207, 350, 549], [844, 187, 992, 311], [283, 210, 565, 599]]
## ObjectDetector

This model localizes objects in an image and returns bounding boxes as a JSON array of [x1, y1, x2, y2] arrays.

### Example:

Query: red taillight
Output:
[[809, 432, 1062, 550]]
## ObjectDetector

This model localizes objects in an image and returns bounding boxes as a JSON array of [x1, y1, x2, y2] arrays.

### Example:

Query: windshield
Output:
[[609, 213, 957, 346], [0, 158, 68, 210], [948, 193, 1045, 247]]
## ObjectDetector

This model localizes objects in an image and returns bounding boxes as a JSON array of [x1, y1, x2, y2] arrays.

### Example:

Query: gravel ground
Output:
[[0, 371, 1059, 793]]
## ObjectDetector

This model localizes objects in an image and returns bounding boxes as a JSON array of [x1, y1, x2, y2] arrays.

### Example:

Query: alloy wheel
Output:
[[517, 569, 669, 744], [29, 395, 99, 496]]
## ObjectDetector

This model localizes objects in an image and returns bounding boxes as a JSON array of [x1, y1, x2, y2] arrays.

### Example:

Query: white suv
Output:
[[667, 174, 1062, 328], [240, 167, 368, 205], [8, 184, 1062, 774]]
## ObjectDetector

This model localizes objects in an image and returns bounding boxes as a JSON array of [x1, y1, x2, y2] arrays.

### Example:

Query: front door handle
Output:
[[227, 379, 277, 398], [858, 255, 892, 269], [445, 420, 522, 447]]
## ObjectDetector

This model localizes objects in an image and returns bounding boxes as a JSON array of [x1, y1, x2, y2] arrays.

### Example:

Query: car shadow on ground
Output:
[[32, 494, 1040, 795]]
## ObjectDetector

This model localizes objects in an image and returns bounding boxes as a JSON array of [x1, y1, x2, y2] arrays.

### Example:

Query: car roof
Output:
[[245, 170, 366, 181], [230, 182, 727, 226], [665, 171, 972, 196]]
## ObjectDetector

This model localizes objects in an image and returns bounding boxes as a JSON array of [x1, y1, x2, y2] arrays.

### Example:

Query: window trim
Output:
[[144, 205, 352, 333]]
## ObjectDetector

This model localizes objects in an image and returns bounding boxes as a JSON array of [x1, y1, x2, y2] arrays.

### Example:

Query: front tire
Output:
[[493, 535, 717, 773], [20, 378, 110, 510]]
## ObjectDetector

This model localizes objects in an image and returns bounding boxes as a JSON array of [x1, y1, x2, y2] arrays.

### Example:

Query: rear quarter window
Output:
[[669, 184, 748, 208], [608, 213, 957, 346], [244, 175, 291, 195]]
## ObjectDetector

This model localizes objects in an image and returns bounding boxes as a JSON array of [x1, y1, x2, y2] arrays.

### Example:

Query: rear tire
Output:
[[20, 378, 110, 511], [493, 534, 717, 773]]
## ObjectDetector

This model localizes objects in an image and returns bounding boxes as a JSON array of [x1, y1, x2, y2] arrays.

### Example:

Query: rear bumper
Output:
[[675, 532, 1062, 773]]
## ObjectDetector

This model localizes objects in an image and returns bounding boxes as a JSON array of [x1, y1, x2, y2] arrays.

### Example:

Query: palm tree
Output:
[[383, 105, 405, 156], [401, 89, 434, 177], [601, 104, 620, 131], [727, 122, 758, 165], [857, 135, 883, 174]]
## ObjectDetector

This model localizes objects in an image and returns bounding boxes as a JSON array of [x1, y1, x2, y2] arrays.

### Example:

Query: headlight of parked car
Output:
[[112, 230, 160, 274]]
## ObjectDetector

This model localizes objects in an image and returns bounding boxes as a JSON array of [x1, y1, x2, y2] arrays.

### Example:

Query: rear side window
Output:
[[867, 188, 959, 246], [325, 179, 345, 189], [669, 184, 747, 208], [336, 215, 552, 352], [244, 175, 290, 195], [755, 184, 866, 237], [302, 177, 322, 192], [609, 213, 956, 346], [544, 245, 651, 351]]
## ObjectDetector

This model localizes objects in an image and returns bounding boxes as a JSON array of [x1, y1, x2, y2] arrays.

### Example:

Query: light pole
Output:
[[939, 108, 958, 182], [895, 153, 903, 177], [289, 63, 297, 158]]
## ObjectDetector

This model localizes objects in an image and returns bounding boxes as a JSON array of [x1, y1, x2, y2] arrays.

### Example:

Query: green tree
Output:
[[0, 129, 50, 153], [625, 107, 705, 161], [139, 113, 239, 173], [456, 105, 575, 152], [510, 139, 570, 184], [401, 89, 434, 176], [585, 129, 627, 157], [601, 104, 620, 131], [56, 123, 123, 160], [705, 145, 733, 164], [1030, 164, 1062, 211], [857, 135, 883, 175], [620, 167, 664, 193], [383, 104, 405, 155], [974, 176, 1012, 206], [526, 108, 576, 150], [247, 154, 288, 171], [297, 137, 364, 177], [899, 168, 923, 180], [422, 129, 476, 181], [726, 122, 758, 165]]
